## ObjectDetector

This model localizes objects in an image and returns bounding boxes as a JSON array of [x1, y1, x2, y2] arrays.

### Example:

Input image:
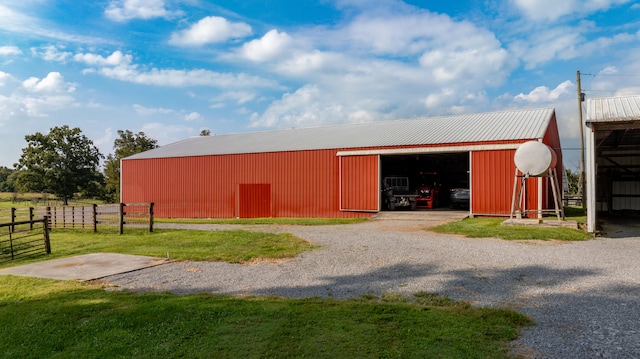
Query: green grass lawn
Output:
[[0, 215, 535, 357], [0, 228, 318, 269], [0, 276, 532, 358], [432, 217, 593, 241]]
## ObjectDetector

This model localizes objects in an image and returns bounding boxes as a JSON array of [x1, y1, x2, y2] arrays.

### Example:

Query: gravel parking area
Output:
[[105, 214, 640, 359]]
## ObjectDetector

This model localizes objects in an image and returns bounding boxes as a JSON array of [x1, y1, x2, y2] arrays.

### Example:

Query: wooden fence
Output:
[[0, 207, 39, 232], [0, 217, 50, 263], [46, 203, 154, 234]]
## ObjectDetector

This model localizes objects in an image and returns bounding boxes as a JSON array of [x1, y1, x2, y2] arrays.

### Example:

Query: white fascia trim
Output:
[[336, 143, 521, 156]]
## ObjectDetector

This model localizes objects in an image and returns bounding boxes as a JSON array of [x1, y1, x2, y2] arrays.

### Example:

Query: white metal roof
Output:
[[586, 95, 640, 123], [126, 107, 555, 160]]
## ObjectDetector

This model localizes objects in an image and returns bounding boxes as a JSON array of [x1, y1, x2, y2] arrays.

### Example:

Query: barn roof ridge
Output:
[[125, 107, 556, 160]]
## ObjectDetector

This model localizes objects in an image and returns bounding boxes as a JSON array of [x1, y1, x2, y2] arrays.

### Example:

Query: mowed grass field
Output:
[[0, 225, 533, 358]]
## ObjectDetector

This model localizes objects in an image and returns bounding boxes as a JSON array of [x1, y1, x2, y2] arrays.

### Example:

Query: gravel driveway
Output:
[[105, 214, 640, 359]]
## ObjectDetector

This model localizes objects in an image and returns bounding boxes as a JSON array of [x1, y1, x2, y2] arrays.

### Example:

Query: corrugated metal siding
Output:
[[122, 149, 373, 218], [121, 109, 563, 219], [340, 155, 379, 211], [612, 181, 640, 210], [471, 149, 539, 215], [586, 95, 640, 122], [238, 184, 271, 218]]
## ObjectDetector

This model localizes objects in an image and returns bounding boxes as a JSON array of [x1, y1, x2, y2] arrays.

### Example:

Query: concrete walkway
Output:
[[0, 252, 167, 281]]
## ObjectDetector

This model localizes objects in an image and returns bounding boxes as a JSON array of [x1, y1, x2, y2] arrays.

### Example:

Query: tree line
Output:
[[0, 126, 158, 205]]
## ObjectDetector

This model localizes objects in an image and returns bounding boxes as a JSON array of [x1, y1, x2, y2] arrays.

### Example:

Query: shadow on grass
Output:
[[0, 273, 530, 359], [119, 261, 639, 358]]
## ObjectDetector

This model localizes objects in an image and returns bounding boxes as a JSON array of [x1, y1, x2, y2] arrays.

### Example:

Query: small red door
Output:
[[238, 184, 271, 218]]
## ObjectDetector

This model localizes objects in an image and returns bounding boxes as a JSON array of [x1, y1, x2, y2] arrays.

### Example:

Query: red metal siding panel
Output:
[[122, 138, 564, 219], [471, 149, 539, 216], [238, 184, 271, 218], [122, 150, 373, 218], [340, 155, 379, 211]]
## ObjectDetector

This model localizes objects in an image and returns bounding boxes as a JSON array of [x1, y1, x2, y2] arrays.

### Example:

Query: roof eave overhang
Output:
[[337, 143, 525, 156]]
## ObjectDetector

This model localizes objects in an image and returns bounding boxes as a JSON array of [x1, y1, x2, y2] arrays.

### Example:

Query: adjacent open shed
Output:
[[121, 108, 563, 219], [586, 95, 640, 232]]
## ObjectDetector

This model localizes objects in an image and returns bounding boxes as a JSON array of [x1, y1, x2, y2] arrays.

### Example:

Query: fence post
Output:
[[10, 207, 16, 233], [29, 207, 34, 230], [93, 204, 98, 232], [9, 230, 14, 260], [119, 203, 125, 235], [149, 202, 154, 233], [43, 216, 51, 254], [46, 206, 52, 229]]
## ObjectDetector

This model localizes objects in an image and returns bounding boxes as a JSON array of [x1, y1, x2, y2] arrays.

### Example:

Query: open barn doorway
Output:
[[380, 152, 469, 211]]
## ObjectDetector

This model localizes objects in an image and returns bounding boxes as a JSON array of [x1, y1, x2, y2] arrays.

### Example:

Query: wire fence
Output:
[[0, 217, 50, 263], [0, 203, 154, 235], [45, 203, 154, 234]]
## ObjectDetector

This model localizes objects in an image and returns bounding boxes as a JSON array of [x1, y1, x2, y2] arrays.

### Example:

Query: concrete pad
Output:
[[502, 218, 579, 229], [0, 253, 167, 281]]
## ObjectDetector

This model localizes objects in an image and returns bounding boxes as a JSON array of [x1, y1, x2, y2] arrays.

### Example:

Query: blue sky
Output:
[[1, 0, 639, 169]]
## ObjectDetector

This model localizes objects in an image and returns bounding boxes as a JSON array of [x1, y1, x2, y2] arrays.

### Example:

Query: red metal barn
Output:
[[121, 108, 563, 218]]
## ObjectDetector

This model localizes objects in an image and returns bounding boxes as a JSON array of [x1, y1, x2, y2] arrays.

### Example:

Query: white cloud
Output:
[[93, 127, 114, 148], [184, 112, 202, 121], [495, 80, 579, 145], [31, 45, 73, 63], [74, 50, 133, 66], [0, 72, 77, 119], [248, 5, 514, 129], [346, 12, 453, 55], [251, 85, 343, 128], [138, 122, 195, 145], [169, 16, 252, 46], [22, 72, 75, 94], [586, 66, 640, 98], [275, 50, 345, 76], [212, 91, 256, 105], [133, 104, 175, 116], [510, 25, 640, 69], [100, 66, 279, 88], [105, 0, 181, 22], [0, 4, 113, 44], [241, 29, 292, 62], [133, 104, 203, 123], [512, 0, 632, 22], [514, 80, 574, 103], [0, 46, 21, 55], [71, 50, 280, 89], [0, 71, 16, 87]]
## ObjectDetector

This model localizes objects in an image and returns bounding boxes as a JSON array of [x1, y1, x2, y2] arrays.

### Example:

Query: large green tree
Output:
[[0, 166, 15, 192], [103, 130, 158, 202], [14, 126, 103, 205]]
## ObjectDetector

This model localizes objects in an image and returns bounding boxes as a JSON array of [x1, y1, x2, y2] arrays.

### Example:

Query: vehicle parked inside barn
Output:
[[415, 172, 442, 209], [382, 176, 418, 210], [449, 187, 470, 209]]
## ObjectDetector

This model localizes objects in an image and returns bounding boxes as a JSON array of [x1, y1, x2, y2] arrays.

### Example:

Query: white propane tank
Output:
[[514, 141, 557, 176]]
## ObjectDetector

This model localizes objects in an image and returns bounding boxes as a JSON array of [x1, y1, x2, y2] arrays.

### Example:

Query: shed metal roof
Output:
[[586, 95, 640, 123], [126, 107, 555, 160]]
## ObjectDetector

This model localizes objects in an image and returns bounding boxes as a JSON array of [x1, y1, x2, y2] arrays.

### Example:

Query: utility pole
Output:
[[576, 70, 586, 209]]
